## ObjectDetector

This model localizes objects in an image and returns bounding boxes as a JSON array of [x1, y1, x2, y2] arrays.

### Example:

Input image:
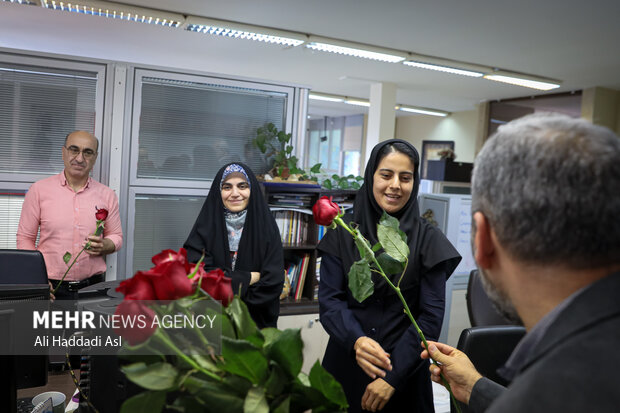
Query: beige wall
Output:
[[394, 109, 479, 163]]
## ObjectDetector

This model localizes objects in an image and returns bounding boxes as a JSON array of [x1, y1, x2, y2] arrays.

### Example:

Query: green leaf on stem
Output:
[[94, 221, 104, 236], [371, 242, 381, 253], [310, 163, 322, 173], [261, 327, 282, 348], [265, 328, 303, 379], [220, 337, 269, 384], [377, 212, 409, 262], [308, 361, 348, 408], [121, 362, 179, 391], [63, 252, 72, 264], [323, 179, 333, 189], [223, 374, 253, 398], [348, 258, 374, 303], [244, 386, 269, 413], [376, 252, 405, 276], [271, 395, 291, 413], [354, 236, 371, 260], [227, 298, 264, 346], [119, 391, 166, 413], [184, 375, 245, 411], [264, 362, 288, 397]]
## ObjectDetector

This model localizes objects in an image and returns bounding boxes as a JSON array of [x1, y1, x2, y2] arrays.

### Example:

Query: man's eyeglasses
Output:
[[64, 145, 97, 160]]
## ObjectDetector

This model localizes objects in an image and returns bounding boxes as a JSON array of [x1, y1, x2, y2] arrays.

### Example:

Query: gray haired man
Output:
[[420, 113, 620, 412]]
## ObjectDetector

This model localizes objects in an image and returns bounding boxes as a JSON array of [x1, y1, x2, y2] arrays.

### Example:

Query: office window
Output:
[[306, 115, 363, 175], [0, 192, 25, 249], [134, 75, 289, 183], [132, 194, 205, 273], [0, 62, 100, 177]]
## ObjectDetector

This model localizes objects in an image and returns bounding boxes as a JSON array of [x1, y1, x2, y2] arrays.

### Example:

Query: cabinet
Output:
[[261, 182, 356, 312]]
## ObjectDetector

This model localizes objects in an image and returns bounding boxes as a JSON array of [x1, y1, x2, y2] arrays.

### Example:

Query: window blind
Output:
[[0, 192, 25, 249], [0, 63, 99, 176], [136, 77, 287, 181], [132, 194, 206, 274]]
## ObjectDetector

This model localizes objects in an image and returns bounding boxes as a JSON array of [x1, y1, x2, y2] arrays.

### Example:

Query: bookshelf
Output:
[[261, 182, 356, 314]]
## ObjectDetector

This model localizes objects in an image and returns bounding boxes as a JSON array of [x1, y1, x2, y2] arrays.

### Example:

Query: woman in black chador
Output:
[[318, 139, 461, 412], [184, 163, 284, 328]]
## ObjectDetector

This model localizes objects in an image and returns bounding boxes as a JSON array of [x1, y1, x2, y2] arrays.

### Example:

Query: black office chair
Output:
[[466, 269, 518, 327], [450, 325, 526, 413], [0, 249, 48, 284]]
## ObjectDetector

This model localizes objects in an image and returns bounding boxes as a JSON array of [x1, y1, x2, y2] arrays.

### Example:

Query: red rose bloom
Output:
[[199, 268, 234, 306], [113, 300, 157, 345], [312, 196, 340, 226], [144, 260, 194, 301], [151, 248, 190, 273], [116, 271, 157, 300], [95, 208, 108, 221]]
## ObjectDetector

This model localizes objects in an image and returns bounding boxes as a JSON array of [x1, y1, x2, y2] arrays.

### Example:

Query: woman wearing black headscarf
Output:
[[184, 163, 284, 328], [318, 139, 461, 412]]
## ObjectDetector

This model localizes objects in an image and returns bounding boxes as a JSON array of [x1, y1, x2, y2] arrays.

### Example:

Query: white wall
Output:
[[394, 110, 479, 163]]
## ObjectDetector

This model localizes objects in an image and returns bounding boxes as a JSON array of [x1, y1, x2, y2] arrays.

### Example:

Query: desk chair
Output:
[[0, 249, 48, 284], [466, 269, 518, 327]]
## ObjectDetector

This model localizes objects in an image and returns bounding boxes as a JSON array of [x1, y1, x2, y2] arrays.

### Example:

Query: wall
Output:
[[394, 109, 479, 163]]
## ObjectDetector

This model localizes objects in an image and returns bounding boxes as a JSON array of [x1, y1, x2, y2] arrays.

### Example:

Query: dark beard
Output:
[[478, 267, 524, 326]]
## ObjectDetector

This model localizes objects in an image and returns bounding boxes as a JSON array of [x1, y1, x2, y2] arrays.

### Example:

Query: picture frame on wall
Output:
[[420, 140, 455, 179]]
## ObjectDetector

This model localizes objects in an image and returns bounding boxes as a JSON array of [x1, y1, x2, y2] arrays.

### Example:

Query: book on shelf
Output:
[[281, 253, 310, 300], [272, 210, 312, 246]]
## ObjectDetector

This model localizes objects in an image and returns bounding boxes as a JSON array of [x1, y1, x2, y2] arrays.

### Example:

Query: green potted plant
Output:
[[254, 123, 321, 180]]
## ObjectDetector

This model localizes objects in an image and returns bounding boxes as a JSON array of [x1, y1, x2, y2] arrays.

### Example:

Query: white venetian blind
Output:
[[136, 77, 288, 181], [132, 194, 206, 274], [0, 63, 99, 176], [0, 192, 25, 249]]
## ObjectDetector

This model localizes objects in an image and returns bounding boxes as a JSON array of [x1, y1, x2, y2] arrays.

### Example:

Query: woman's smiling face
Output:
[[372, 151, 415, 214], [221, 174, 250, 212]]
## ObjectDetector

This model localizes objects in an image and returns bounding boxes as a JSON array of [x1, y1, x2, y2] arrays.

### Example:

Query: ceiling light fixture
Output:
[[185, 17, 306, 47], [39, 0, 184, 27], [396, 105, 449, 117], [306, 36, 406, 63], [483, 72, 561, 91], [403, 61, 484, 77], [344, 99, 370, 107], [309, 93, 344, 103]]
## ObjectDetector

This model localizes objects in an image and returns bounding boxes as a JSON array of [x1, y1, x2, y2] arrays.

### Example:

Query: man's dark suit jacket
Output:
[[470, 271, 620, 412]]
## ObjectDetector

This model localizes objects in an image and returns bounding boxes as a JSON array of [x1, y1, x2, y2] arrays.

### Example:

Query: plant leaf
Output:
[[323, 179, 332, 189], [261, 327, 282, 348], [220, 337, 269, 384], [120, 391, 166, 413], [376, 252, 405, 276], [354, 235, 372, 261], [121, 362, 178, 391], [371, 242, 381, 253], [271, 395, 290, 413], [265, 328, 303, 378], [264, 362, 288, 397], [184, 375, 245, 412], [244, 386, 269, 413], [377, 212, 409, 262], [63, 252, 72, 264], [308, 361, 348, 409], [348, 259, 374, 303], [227, 297, 260, 341], [310, 163, 322, 173], [351, 182, 361, 189]]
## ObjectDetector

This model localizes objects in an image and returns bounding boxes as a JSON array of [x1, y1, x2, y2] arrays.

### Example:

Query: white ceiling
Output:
[[1, 0, 619, 118]]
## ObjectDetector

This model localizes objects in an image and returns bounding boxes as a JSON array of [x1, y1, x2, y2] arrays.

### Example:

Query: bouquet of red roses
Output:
[[112, 247, 348, 413]]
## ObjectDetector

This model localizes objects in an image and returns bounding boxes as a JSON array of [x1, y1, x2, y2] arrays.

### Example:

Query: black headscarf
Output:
[[184, 162, 284, 328], [318, 139, 461, 299]]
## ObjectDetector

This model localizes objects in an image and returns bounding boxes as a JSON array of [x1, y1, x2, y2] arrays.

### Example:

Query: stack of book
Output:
[[271, 210, 312, 246]]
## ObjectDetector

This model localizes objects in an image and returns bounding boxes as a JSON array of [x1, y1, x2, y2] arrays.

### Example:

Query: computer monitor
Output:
[[0, 283, 50, 413]]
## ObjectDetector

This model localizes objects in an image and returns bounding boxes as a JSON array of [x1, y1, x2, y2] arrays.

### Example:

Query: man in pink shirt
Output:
[[17, 130, 123, 297]]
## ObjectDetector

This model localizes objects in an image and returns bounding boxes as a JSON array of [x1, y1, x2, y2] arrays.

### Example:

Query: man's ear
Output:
[[473, 211, 495, 269]]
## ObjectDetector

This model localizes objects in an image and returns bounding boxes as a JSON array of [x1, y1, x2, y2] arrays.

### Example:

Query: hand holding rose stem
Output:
[[313, 196, 461, 413], [52, 208, 108, 295]]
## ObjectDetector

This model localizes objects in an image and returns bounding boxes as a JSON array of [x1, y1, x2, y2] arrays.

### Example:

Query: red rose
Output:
[[198, 268, 234, 306], [143, 260, 194, 300], [116, 271, 157, 300], [95, 208, 108, 221], [152, 248, 190, 273], [113, 300, 157, 345], [312, 196, 340, 226]]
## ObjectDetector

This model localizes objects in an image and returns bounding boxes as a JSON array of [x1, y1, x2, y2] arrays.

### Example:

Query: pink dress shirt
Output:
[[17, 171, 123, 281]]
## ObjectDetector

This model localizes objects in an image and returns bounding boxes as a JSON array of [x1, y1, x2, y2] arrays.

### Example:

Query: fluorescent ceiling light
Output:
[[403, 61, 484, 77], [344, 99, 370, 107], [483, 73, 560, 90], [185, 16, 306, 47], [2, 0, 37, 4], [40, 0, 184, 27], [396, 105, 449, 117], [306, 36, 406, 63], [309, 93, 344, 103]]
